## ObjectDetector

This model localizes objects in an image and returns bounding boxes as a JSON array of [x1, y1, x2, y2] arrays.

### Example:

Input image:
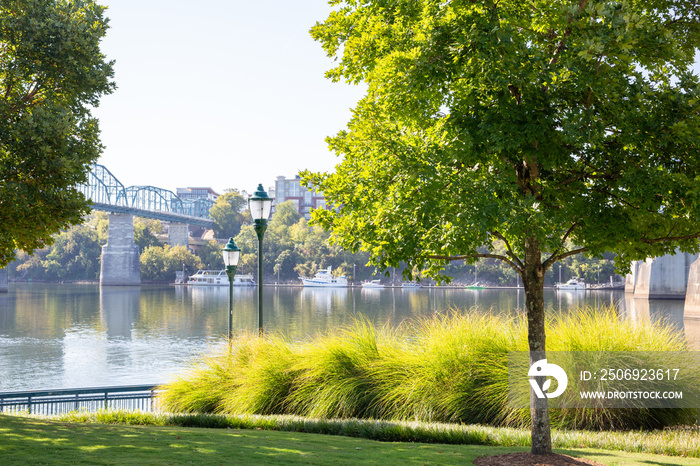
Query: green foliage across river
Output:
[[7, 204, 619, 284]]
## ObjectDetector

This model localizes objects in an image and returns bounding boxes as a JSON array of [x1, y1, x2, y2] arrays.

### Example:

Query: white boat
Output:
[[401, 282, 422, 288], [362, 280, 384, 289], [300, 266, 348, 287], [187, 270, 255, 286], [554, 278, 586, 290]]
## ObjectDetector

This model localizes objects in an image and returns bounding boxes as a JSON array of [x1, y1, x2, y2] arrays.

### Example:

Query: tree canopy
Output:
[[210, 190, 251, 239], [306, 0, 700, 454], [0, 0, 114, 266]]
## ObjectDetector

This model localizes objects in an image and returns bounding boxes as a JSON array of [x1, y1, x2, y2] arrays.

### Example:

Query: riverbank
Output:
[[7, 278, 624, 290], [175, 283, 624, 290]]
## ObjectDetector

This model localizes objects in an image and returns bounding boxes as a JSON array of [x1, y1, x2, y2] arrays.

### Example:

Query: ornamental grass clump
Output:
[[285, 320, 386, 419], [369, 311, 524, 425], [158, 333, 295, 415], [544, 307, 697, 430], [158, 307, 698, 430], [157, 348, 236, 414], [218, 333, 296, 415]]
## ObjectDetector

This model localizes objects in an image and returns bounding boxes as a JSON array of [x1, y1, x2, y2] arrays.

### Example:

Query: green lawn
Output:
[[1, 415, 699, 465]]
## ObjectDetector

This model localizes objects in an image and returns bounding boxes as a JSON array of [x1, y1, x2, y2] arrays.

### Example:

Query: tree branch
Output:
[[427, 252, 523, 274], [640, 232, 700, 245], [4, 78, 13, 100], [491, 230, 524, 270], [547, 0, 589, 68], [546, 247, 588, 267], [543, 223, 578, 268], [22, 81, 41, 103]]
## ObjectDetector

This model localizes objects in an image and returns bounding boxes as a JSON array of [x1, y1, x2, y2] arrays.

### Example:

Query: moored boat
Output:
[[362, 279, 384, 289], [554, 278, 586, 290], [300, 266, 349, 287], [187, 270, 255, 286], [401, 282, 422, 288]]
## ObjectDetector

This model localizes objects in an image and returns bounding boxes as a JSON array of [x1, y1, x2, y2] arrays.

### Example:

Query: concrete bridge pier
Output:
[[0, 268, 7, 292], [625, 261, 639, 294], [684, 255, 700, 319], [632, 252, 696, 299], [168, 223, 189, 248], [100, 213, 141, 286]]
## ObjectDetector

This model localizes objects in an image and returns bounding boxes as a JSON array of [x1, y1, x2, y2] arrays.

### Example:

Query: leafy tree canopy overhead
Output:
[[306, 0, 700, 454], [307, 0, 700, 280], [0, 0, 115, 267]]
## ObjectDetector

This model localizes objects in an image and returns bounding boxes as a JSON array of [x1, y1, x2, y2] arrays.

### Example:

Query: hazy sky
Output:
[[94, 1, 700, 195], [94, 0, 365, 195]]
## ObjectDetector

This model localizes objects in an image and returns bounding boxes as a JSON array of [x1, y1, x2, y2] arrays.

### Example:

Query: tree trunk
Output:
[[523, 237, 552, 455]]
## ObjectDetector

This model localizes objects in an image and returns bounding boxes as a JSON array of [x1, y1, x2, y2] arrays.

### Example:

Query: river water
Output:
[[0, 283, 697, 391]]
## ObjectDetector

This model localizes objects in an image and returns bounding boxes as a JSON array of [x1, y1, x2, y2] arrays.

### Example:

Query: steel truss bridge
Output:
[[77, 164, 215, 227]]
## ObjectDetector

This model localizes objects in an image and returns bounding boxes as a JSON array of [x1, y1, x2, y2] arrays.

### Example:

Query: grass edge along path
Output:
[[54, 410, 700, 459], [2, 414, 700, 465]]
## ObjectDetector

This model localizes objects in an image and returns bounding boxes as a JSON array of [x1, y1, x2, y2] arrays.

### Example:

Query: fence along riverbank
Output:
[[0, 385, 161, 415]]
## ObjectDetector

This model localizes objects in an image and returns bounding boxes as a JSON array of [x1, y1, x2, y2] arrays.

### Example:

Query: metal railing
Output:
[[0, 385, 161, 415]]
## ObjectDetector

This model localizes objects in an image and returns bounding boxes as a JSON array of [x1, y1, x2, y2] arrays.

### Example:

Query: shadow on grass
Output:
[[0, 415, 521, 465], [3, 415, 699, 465]]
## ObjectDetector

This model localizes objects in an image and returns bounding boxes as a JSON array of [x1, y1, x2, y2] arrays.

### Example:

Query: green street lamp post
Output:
[[222, 237, 241, 346], [249, 184, 273, 336]]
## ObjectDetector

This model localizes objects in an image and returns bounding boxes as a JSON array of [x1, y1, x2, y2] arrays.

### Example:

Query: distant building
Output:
[[273, 175, 325, 220], [176, 187, 219, 201]]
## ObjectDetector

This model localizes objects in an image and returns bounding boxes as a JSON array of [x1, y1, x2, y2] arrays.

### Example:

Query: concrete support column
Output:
[[0, 268, 7, 293], [684, 255, 700, 319], [100, 213, 141, 286], [634, 252, 696, 300], [624, 261, 639, 294], [168, 223, 189, 248]]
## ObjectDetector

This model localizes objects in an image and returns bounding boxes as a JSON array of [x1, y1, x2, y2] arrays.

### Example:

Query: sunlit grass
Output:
[[53, 410, 700, 459], [158, 306, 699, 431]]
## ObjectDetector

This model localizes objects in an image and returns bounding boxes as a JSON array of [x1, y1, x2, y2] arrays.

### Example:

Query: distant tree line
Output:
[[7, 200, 619, 286]]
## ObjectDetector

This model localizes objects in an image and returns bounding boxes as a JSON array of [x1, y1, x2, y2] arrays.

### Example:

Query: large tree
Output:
[[210, 189, 251, 239], [305, 0, 700, 454], [0, 0, 114, 266]]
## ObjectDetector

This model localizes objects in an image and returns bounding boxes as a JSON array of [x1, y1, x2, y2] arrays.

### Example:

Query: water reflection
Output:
[[0, 283, 698, 391], [100, 286, 140, 338], [685, 318, 700, 350], [622, 294, 695, 348]]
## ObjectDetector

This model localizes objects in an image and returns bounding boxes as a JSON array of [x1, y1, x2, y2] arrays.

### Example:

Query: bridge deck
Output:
[[92, 203, 214, 227]]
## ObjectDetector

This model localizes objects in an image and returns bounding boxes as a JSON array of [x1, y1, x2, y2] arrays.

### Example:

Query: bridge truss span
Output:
[[78, 164, 215, 228]]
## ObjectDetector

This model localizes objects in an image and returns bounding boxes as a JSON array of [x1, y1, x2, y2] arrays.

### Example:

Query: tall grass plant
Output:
[[158, 306, 698, 430]]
